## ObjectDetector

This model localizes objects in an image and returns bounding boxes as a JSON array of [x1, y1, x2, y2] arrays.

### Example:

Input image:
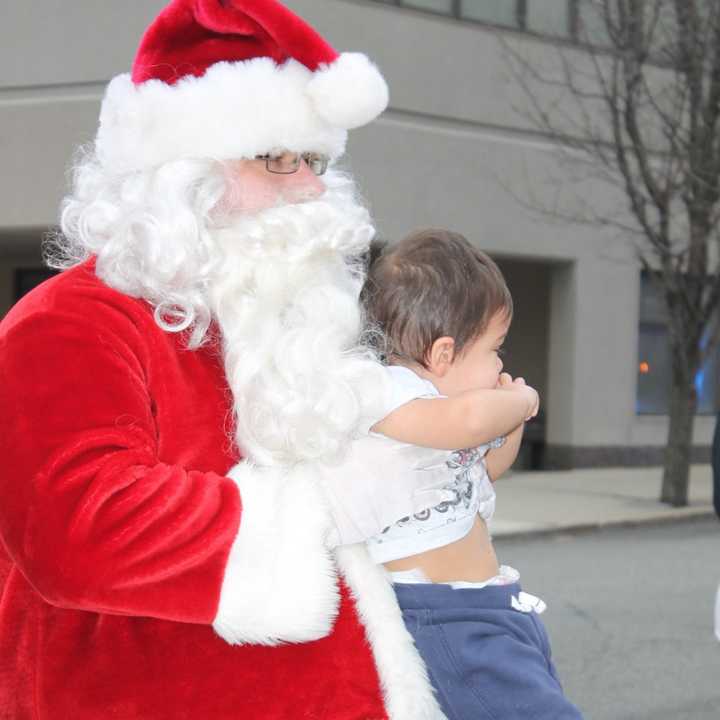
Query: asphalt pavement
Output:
[[490, 463, 716, 538], [494, 518, 720, 720], [488, 464, 718, 719]]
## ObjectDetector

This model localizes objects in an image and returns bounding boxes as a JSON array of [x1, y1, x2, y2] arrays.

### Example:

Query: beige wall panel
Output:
[[345, 114, 626, 263], [0, 96, 101, 228], [569, 256, 639, 446], [0, 2, 165, 87]]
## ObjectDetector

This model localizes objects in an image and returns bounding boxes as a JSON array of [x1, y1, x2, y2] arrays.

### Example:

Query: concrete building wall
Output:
[[0, 0, 712, 466]]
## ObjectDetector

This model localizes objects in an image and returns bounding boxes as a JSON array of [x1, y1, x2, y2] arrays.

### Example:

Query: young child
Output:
[[360, 228, 584, 720]]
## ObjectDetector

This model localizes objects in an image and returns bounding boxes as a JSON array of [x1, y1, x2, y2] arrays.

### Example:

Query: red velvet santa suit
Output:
[[0, 2, 448, 717], [0, 259, 442, 719]]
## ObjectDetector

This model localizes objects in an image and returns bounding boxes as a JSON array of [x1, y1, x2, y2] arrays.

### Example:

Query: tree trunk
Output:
[[660, 347, 698, 507]]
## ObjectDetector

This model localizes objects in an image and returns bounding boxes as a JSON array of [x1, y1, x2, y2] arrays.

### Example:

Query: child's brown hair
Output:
[[361, 229, 512, 367]]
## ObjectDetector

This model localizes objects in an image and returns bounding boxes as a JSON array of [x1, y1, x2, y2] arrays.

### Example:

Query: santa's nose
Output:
[[281, 161, 325, 202]]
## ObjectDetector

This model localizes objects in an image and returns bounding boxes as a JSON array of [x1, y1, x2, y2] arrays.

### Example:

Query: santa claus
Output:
[[0, 1, 455, 718]]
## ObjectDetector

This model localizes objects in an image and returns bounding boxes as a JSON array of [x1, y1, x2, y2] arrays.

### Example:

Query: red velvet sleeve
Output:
[[0, 283, 241, 624]]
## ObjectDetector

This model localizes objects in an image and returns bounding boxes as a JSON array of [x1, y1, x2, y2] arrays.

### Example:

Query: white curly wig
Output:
[[49, 151, 388, 466]]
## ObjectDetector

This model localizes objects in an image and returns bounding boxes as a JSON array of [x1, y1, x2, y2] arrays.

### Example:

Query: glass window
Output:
[[403, 0, 453, 13], [649, 3, 720, 65], [694, 336, 720, 415], [636, 273, 718, 415], [526, 0, 570, 37], [460, 0, 520, 27], [636, 321, 672, 414], [577, 0, 611, 45]]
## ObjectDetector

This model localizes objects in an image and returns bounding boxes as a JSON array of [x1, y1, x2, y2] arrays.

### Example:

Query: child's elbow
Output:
[[466, 410, 495, 446]]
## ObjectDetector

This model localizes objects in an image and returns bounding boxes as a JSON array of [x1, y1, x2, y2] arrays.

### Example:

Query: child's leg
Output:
[[394, 580, 584, 720]]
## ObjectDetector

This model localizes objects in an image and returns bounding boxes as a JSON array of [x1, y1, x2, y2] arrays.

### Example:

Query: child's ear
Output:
[[427, 336, 456, 377]]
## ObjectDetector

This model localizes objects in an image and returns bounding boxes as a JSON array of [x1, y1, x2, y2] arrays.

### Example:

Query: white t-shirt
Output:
[[366, 365, 504, 564]]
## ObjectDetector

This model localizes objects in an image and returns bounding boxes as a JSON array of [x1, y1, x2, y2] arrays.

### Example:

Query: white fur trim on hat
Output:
[[212, 461, 339, 646], [95, 52, 388, 174], [96, 58, 348, 173], [307, 52, 389, 129]]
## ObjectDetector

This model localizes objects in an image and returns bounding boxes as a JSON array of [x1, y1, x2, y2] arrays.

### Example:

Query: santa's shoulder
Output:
[[0, 258, 152, 332], [0, 258, 155, 344]]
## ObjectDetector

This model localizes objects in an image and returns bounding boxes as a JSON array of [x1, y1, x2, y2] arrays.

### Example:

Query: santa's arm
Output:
[[0, 299, 337, 645]]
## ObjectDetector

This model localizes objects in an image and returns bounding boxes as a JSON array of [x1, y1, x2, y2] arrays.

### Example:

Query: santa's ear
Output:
[[426, 336, 456, 377]]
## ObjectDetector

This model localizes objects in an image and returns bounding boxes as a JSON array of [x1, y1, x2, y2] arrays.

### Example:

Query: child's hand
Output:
[[497, 372, 539, 421]]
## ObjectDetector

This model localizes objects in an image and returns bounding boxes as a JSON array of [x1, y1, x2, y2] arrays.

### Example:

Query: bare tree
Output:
[[505, 0, 720, 506]]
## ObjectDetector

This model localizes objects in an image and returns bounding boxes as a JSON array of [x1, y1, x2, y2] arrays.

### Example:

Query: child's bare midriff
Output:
[[383, 515, 500, 583]]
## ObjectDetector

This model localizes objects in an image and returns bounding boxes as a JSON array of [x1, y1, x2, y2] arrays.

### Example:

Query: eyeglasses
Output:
[[256, 151, 329, 176]]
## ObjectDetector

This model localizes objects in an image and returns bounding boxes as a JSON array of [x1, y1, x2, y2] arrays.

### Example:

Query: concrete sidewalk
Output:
[[490, 463, 716, 538]]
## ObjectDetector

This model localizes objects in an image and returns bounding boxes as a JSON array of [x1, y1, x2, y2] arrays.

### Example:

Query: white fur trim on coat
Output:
[[336, 545, 447, 720], [95, 53, 387, 173], [212, 461, 339, 645]]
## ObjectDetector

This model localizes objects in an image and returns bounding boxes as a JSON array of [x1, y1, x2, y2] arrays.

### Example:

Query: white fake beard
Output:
[[208, 184, 388, 467]]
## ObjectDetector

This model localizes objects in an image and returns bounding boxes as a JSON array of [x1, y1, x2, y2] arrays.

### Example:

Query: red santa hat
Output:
[[95, 0, 389, 173]]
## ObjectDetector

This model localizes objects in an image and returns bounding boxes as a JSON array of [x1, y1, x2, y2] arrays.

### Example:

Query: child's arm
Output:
[[371, 382, 538, 451], [485, 422, 524, 481], [484, 374, 536, 480]]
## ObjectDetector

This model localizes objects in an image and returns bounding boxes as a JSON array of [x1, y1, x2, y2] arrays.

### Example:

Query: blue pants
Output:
[[394, 581, 584, 720]]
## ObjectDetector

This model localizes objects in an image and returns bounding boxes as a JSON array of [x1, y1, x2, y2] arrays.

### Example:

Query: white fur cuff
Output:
[[212, 462, 339, 645]]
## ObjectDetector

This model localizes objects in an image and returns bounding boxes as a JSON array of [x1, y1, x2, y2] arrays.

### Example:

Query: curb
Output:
[[492, 507, 717, 542]]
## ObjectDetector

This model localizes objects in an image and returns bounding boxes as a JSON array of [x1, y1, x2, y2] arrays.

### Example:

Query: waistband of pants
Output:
[[393, 578, 524, 611]]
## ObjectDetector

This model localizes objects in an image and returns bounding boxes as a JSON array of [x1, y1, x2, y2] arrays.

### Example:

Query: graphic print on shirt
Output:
[[366, 437, 504, 563]]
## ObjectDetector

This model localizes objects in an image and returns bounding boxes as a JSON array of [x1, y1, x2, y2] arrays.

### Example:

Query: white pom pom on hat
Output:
[[307, 52, 389, 130]]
